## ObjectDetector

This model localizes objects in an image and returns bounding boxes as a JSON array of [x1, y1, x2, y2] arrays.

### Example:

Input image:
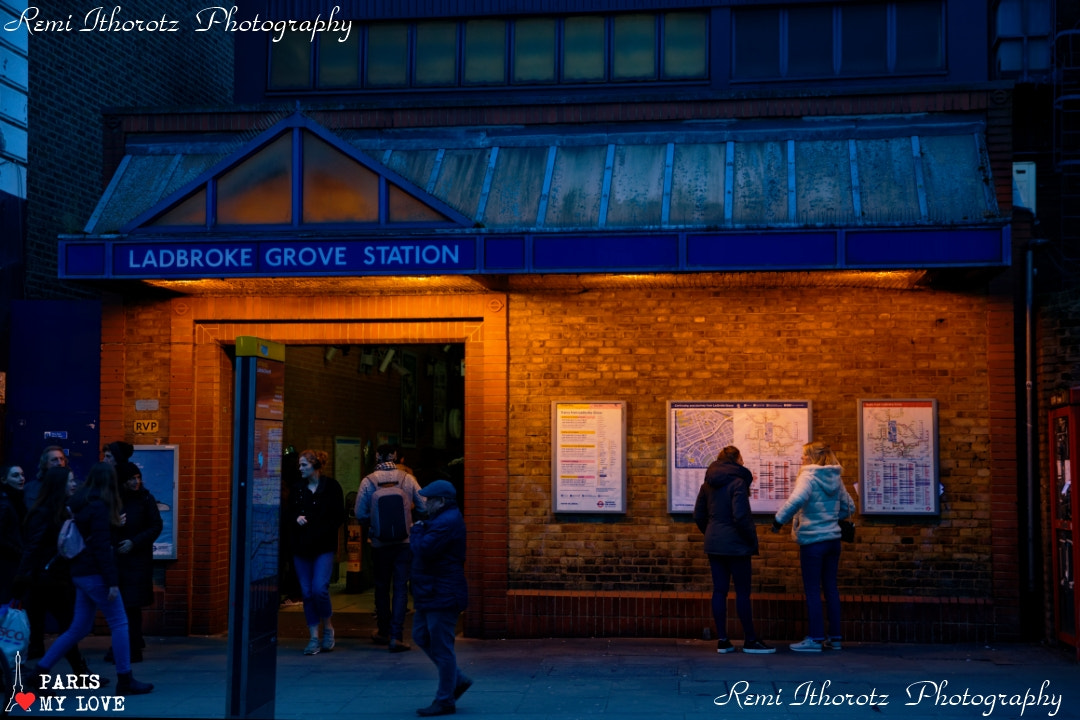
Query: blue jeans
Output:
[[39, 574, 131, 674], [293, 552, 335, 628], [799, 538, 843, 641], [413, 608, 468, 704], [708, 554, 757, 642], [372, 543, 412, 640]]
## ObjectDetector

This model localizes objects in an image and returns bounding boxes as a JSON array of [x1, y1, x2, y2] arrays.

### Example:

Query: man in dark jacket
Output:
[[410, 480, 471, 717], [692, 446, 774, 654]]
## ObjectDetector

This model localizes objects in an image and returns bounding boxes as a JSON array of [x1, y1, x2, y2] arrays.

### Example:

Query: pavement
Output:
[[8, 632, 1078, 720]]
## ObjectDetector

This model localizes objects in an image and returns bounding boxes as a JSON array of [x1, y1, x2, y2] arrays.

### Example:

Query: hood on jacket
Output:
[[704, 461, 753, 489], [802, 464, 844, 496]]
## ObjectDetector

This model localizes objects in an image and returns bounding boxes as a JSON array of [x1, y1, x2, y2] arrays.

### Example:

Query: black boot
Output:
[[116, 672, 153, 695], [68, 648, 110, 687]]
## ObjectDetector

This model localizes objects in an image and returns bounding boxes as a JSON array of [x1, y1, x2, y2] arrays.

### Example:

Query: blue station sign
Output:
[[115, 239, 475, 276], [59, 227, 1011, 280]]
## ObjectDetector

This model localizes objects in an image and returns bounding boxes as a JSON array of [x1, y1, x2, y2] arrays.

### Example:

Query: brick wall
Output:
[[505, 281, 1014, 640], [101, 279, 1018, 640], [26, 1, 232, 299]]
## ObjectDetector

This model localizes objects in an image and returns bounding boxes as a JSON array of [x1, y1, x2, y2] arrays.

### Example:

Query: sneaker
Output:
[[824, 637, 843, 651], [416, 700, 456, 716], [453, 677, 473, 700], [322, 629, 336, 652], [303, 638, 321, 655], [790, 636, 823, 653], [716, 639, 735, 654], [742, 639, 776, 654], [389, 639, 412, 653], [371, 630, 391, 646]]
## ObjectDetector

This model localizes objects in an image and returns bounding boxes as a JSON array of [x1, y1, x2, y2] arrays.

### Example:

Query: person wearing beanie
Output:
[[411, 479, 471, 717], [102, 442, 135, 468]]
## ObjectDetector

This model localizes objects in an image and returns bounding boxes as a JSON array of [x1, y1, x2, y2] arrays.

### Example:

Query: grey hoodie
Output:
[[774, 465, 856, 545]]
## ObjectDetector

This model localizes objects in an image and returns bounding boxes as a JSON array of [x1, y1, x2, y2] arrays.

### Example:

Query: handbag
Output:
[[838, 519, 855, 543], [0, 601, 30, 668], [57, 507, 86, 559]]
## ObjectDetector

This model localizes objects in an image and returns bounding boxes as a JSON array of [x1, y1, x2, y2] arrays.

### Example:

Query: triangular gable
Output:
[[122, 113, 474, 233]]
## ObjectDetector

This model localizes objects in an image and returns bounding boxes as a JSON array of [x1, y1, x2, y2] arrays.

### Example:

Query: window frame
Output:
[[731, 1, 946, 83], [266, 11, 709, 94]]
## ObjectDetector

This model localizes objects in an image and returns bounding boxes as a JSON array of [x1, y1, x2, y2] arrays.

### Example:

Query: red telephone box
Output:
[[1049, 387, 1080, 659]]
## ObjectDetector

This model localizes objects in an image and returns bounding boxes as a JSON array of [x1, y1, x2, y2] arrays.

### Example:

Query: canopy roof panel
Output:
[[85, 112, 1003, 237]]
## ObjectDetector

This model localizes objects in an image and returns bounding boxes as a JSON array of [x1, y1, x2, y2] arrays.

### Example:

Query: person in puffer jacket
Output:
[[693, 446, 774, 654], [771, 441, 857, 653]]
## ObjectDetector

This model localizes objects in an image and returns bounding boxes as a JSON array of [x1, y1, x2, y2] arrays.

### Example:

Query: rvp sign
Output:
[[134, 419, 159, 434]]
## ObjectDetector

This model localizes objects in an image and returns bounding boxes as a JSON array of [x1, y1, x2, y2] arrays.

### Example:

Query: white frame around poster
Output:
[[551, 400, 627, 513], [132, 444, 179, 560], [858, 399, 940, 516], [666, 400, 812, 514]]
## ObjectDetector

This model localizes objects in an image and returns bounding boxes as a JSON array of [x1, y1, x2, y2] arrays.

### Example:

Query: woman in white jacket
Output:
[[771, 441, 856, 653]]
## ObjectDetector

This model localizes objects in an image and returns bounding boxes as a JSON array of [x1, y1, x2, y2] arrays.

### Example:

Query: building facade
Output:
[[14, 0, 1073, 645]]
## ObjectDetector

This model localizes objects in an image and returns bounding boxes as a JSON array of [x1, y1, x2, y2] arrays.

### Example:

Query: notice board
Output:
[[551, 401, 626, 513], [667, 400, 812, 514], [858, 399, 940, 515]]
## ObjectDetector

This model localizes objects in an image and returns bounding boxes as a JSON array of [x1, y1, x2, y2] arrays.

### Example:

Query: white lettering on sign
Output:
[[263, 246, 348, 267], [362, 244, 460, 265], [134, 420, 159, 434], [127, 248, 253, 269]]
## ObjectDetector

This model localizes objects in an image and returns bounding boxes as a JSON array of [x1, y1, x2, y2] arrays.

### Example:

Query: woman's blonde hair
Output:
[[802, 441, 841, 467]]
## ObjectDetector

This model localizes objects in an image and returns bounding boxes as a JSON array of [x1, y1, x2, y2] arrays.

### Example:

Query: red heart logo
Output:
[[16, 691, 36, 711]]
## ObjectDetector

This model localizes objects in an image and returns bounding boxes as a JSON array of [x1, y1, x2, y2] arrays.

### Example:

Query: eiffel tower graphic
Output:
[[5, 650, 27, 713]]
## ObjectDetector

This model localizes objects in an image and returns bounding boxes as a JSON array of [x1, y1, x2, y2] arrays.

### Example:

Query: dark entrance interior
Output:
[[277, 342, 466, 640]]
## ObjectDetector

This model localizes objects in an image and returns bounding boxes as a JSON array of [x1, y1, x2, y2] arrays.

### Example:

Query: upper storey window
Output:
[[732, 1, 944, 80], [268, 11, 708, 92]]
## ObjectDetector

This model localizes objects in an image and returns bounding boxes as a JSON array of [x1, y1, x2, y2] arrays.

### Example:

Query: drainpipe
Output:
[[1024, 236, 1047, 593]]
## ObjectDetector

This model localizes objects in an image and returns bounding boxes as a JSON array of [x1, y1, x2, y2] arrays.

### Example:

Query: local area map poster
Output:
[[552, 401, 626, 513], [668, 401, 811, 514], [859, 399, 940, 515]]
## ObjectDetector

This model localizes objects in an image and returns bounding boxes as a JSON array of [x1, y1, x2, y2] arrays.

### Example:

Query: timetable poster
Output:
[[859, 399, 940, 515], [551, 401, 626, 513]]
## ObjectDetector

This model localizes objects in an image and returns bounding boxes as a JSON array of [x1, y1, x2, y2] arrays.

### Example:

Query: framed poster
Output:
[[858, 399, 940, 515], [334, 436, 363, 495], [552, 401, 626, 513], [132, 444, 179, 559], [667, 401, 812, 514]]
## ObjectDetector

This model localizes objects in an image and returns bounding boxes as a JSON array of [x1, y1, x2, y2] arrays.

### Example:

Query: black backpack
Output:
[[370, 471, 412, 543]]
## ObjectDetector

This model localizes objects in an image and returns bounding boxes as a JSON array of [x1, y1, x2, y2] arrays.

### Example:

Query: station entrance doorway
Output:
[[274, 342, 467, 642]]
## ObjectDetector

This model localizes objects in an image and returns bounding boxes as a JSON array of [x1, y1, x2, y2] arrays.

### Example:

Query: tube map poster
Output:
[[667, 400, 811, 513], [858, 399, 939, 515]]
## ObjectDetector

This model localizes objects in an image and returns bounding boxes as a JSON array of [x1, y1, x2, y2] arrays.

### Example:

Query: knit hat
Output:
[[105, 441, 135, 465], [117, 461, 141, 484], [419, 479, 456, 499]]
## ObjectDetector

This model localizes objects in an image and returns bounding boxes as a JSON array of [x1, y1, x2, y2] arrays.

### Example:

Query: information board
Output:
[[131, 445, 178, 560], [551, 401, 626, 513], [858, 399, 940, 515], [667, 400, 812, 513]]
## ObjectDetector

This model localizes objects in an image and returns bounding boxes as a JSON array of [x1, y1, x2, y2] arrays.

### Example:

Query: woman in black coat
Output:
[[288, 450, 345, 655], [15, 466, 100, 676], [106, 462, 162, 664], [693, 445, 774, 654]]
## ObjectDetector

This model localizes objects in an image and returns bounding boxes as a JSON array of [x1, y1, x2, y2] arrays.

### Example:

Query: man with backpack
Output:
[[355, 444, 425, 653]]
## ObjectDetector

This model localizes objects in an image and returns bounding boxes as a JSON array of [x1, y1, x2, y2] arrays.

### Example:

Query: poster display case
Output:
[[667, 400, 812, 513], [551, 401, 626, 513], [858, 399, 939, 515]]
